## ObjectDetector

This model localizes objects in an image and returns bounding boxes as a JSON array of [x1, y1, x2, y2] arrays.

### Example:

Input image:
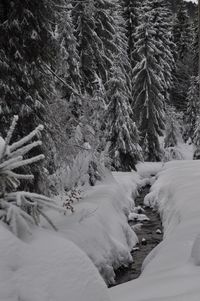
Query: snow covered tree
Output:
[[132, 13, 165, 161], [173, 1, 192, 60], [192, 17, 198, 76], [109, 1, 132, 99], [193, 117, 200, 160], [185, 76, 199, 141], [72, 0, 117, 94], [171, 0, 193, 111], [146, 0, 175, 102], [0, 0, 62, 135], [0, 116, 64, 239], [56, 6, 81, 100], [94, 0, 118, 77], [164, 107, 182, 148], [121, 0, 140, 68], [106, 61, 142, 171]]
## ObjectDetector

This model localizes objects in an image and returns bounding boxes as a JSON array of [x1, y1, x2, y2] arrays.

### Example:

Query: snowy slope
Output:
[[0, 224, 110, 301], [110, 160, 200, 301], [43, 171, 142, 284]]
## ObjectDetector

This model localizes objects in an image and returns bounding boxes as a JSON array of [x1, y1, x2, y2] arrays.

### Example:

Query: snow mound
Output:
[[136, 162, 163, 179], [0, 225, 110, 301], [18, 230, 110, 301], [44, 171, 141, 284], [128, 212, 149, 222]]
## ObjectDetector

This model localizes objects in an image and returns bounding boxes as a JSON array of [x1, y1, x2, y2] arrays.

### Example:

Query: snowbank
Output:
[[44, 171, 142, 284], [0, 224, 110, 301], [136, 162, 163, 179], [110, 160, 200, 301]]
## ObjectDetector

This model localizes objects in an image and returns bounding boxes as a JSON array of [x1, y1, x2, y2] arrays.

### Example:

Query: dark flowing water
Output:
[[112, 185, 163, 286]]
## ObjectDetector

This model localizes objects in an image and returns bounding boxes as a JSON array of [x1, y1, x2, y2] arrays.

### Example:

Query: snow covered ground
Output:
[[3, 159, 200, 301], [110, 160, 200, 301], [0, 224, 110, 301], [0, 169, 144, 300], [43, 170, 143, 284]]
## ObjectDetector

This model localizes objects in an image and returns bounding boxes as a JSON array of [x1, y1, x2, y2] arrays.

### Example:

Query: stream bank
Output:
[[111, 185, 163, 286]]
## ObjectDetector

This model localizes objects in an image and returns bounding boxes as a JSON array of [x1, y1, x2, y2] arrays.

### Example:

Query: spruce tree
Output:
[[185, 76, 199, 141], [72, 0, 117, 94], [146, 0, 175, 102], [192, 17, 198, 76], [171, 0, 193, 111], [132, 13, 165, 161], [57, 7, 81, 99], [0, 0, 62, 135], [0, 116, 64, 238], [121, 0, 140, 68], [164, 107, 182, 148], [193, 117, 200, 160], [106, 61, 142, 171], [111, 1, 132, 97]]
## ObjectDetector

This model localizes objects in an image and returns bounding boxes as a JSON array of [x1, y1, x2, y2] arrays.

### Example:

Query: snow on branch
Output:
[[0, 116, 65, 238]]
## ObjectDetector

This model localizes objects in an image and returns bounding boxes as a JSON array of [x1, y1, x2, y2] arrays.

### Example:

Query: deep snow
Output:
[[42, 171, 143, 284], [110, 160, 200, 301], [3, 160, 200, 301], [0, 224, 110, 301]]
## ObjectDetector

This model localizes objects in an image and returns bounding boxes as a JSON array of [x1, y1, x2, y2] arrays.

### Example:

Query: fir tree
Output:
[[56, 6, 81, 100], [0, 0, 62, 135], [0, 116, 65, 239], [72, 0, 117, 94], [121, 0, 140, 68], [146, 0, 175, 102], [164, 107, 182, 148], [193, 117, 200, 160], [132, 14, 165, 161], [173, 1, 193, 60], [171, 0, 193, 111], [185, 76, 199, 141], [192, 16, 198, 76], [106, 61, 142, 171], [111, 1, 132, 98]]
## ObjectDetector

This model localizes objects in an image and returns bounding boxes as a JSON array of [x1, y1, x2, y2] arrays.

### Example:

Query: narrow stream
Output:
[[112, 185, 163, 286]]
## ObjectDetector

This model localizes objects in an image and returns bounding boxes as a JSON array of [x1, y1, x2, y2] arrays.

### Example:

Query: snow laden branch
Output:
[[0, 116, 65, 238]]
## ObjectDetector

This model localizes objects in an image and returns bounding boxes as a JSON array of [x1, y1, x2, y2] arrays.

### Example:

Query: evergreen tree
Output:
[[0, 0, 62, 135], [164, 107, 182, 148], [147, 0, 175, 102], [193, 117, 200, 160], [72, 0, 117, 94], [121, 0, 140, 68], [0, 116, 64, 239], [106, 61, 142, 171], [56, 7, 81, 99], [185, 76, 199, 141], [132, 13, 165, 161], [111, 1, 132, 97], [192, 16, 198, 76], [173, 1, 192, 60], [172, 0, 193, 111]]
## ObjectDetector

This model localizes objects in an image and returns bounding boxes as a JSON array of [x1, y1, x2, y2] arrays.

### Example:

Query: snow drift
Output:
[[45, 171, 142, 284], [110, 160, 200, 301], [0, 224, 110, 301]]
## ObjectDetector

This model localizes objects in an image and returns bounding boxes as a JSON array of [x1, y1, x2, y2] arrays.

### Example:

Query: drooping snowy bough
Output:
[[0, 116, 65, 238]]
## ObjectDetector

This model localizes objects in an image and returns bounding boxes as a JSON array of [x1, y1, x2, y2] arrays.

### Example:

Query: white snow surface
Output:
[[0, 170, 142, 301], [136, 161, 163, 179], [43, 171, 142, 284], [0, 224, 110, 301], [110, 160, 200, 301]]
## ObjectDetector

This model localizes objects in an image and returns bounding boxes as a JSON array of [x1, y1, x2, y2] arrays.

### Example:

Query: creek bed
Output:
[[111, 185, 163, 286]]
